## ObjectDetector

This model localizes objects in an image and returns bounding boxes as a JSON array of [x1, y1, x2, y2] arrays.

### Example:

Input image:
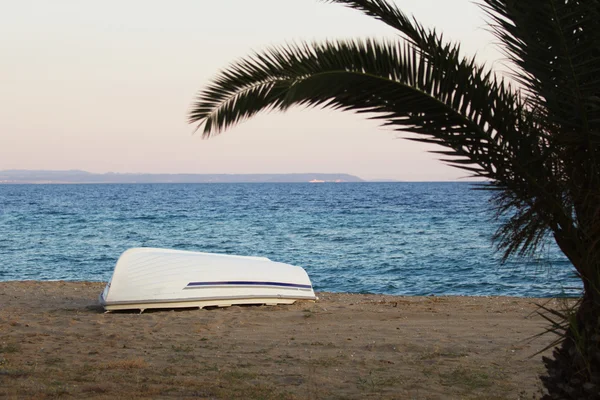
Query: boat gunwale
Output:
[[100, 293, 316, 307]]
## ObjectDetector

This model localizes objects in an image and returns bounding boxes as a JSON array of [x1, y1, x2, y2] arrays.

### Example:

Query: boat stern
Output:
[[98, 281, 111, 309]]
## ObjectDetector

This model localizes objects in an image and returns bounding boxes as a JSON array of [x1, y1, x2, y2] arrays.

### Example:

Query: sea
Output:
[[0, 182, 582, 297]]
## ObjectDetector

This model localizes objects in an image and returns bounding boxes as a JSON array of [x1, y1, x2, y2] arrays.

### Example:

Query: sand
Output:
[[0, 281, 563, 399]]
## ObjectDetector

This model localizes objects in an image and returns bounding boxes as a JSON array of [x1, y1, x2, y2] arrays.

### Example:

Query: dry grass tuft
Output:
[[0, 343, 20, 354]]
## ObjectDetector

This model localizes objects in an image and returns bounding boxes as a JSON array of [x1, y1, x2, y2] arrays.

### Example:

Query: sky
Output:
[[0, 0, 505, 181]]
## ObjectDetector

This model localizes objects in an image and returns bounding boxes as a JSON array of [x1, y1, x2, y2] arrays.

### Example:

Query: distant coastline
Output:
[[0, 170, 364, 184]]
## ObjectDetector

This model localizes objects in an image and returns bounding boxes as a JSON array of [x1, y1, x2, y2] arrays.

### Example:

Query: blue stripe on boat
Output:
[[186, 281, 312, 289]]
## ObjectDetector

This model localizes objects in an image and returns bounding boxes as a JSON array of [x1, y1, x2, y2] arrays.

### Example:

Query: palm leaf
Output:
[[482, 0, 600, 138], [190, 39, 516, 165], [528, 299, 580, 357], [189, 37, 574, 258]]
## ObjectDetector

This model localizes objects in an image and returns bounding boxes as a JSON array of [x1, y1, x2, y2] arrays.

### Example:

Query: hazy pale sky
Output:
[[1, 0, 504, 181]]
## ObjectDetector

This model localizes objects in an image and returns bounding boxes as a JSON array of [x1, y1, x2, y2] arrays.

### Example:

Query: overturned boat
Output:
[[100, 248, 316, 312]]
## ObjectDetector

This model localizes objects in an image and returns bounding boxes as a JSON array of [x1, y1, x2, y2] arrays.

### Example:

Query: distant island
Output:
[[0, 170, 364, 184]]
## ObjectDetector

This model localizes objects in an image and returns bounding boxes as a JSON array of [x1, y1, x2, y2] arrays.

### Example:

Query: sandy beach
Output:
[[0, 281, 561, 399]]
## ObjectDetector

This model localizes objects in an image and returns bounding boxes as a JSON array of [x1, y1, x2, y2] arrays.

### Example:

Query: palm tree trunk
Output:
[[541, 249, 600, 399]]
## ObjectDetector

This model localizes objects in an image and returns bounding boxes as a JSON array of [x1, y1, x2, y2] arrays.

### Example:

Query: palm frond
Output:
[[528, 299, 581, 357], [189, 37, 576, 258], [323, 0, 426, 46], [481, 0, 600, 142], [324, 0, 458, 64], [190, 39, 512, 172]]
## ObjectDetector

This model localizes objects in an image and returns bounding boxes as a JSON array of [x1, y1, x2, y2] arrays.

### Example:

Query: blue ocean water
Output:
[[0, 182, 581, 297]]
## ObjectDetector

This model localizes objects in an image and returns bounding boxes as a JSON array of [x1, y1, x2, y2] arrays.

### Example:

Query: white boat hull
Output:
[[100, 248, 316, 311]]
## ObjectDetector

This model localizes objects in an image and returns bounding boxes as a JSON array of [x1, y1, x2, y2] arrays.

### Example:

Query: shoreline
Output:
[[0, 281, 558, 399]]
